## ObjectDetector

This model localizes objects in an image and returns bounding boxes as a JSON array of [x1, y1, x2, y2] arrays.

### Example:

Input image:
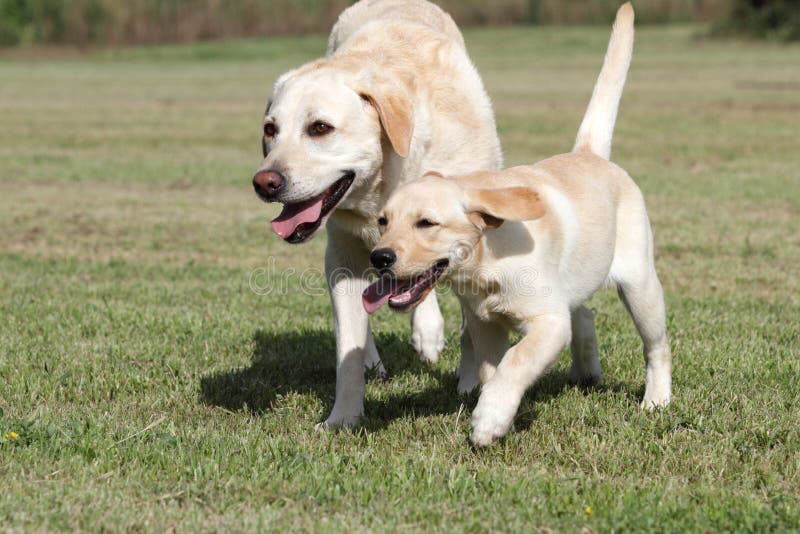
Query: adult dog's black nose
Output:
[[253, 170, 285, 200], [370, 248, 396, 271]]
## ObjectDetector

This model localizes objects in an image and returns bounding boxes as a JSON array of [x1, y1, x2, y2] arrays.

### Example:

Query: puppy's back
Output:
[[476, 154, 632, 305]]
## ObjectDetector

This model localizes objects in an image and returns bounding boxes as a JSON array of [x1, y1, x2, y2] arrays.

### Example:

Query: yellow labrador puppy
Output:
[[253, 0, 502, 429], [364, 4, 672, 446]]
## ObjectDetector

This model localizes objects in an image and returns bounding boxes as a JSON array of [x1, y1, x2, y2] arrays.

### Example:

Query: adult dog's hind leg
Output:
[[364, 327, 386, 379], [569, 305, 602, 387], [410, 290, 445, 363]]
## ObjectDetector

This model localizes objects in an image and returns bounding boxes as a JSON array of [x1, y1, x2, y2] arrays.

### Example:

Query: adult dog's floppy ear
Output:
[[358, 79, 414, 158], [464, 187, 546, 230]]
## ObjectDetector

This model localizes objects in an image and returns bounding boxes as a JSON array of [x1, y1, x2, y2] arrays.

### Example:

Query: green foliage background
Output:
[[713, 0, 800, 40], [1, 0, 768, 47]]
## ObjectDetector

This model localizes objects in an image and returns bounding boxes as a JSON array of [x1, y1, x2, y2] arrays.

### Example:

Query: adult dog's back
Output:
[[328, 0, 465, 53]]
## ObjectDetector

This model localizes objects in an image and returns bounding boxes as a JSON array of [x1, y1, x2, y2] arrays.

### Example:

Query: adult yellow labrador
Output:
[[253, 0, 502, 429]]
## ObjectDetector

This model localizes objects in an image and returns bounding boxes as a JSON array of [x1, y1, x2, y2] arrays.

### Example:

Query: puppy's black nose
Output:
[[253, 170, 285, 200], [370, 248, 396, 271]]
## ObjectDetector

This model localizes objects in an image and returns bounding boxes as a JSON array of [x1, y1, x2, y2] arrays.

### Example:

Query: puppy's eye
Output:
[[308, 121, 334, 137], [263, 123, 277, 138], [415, 218, 438, 229], [377, 216, 388, 227]]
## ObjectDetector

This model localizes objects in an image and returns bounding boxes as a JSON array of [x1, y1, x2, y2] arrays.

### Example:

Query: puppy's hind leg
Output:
[[410, 290, 445, 363], [569, 305, 603, 388], [463, 307, 509, 387], [611, 191, 672, 410], [615, 269, 672, 410], [456, 309, 479, 394]]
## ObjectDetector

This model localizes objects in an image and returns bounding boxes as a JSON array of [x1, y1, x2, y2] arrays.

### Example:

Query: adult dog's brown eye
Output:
[[264, 123, 276, 137], [308, 121, 333, 137], [378, 216, 388, 227], [416, 218, 438, 228]]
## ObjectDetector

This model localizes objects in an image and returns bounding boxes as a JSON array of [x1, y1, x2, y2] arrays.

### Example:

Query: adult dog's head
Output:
[[253, 60, 413, 244]]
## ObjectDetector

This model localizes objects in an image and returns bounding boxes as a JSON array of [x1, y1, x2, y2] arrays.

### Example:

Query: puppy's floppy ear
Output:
[[357, 78, 414, 158], [464, 187, 546, 230]]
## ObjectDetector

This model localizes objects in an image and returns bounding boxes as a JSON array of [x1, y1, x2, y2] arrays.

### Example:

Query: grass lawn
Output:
[[1, 23, 800, 531]]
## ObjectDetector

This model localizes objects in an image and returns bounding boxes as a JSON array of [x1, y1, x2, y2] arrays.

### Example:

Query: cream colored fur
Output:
[[256, 0, 502, 429], [373, 3, 672, 446]]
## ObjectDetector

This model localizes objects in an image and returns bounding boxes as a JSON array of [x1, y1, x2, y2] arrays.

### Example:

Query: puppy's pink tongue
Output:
[[362, 279, 393, 314], [271, 196, 325, 238]]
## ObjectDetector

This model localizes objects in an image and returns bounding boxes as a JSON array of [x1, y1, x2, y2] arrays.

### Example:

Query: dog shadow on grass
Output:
[[199, 328, 463, 426], [199, 328, 641, 433]]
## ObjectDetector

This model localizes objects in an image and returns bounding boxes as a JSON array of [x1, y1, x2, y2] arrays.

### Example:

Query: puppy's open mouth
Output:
[[271, 171, 355, 244], [362, 260, 449, 314]]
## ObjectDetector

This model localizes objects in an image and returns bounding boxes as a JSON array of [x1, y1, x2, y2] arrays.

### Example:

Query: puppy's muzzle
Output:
[[253, 170, 286, 201], [370, 248, 396, 272]]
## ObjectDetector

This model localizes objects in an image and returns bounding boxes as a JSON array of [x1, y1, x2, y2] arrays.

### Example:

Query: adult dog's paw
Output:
[[315, 412, 361, 432], [411, 321, 445, 364], [364, 349, 387, 380], [640, 393, 671, 411]]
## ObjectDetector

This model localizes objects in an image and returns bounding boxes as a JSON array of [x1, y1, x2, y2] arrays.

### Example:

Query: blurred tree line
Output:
[[0, 0, 797, 47], [712, 0, 800, 39]]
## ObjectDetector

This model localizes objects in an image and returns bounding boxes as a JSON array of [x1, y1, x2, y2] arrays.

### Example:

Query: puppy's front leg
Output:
[[410, 290, 445, 363], [470, 312, 571, 447], [317, 225, 381, 430]]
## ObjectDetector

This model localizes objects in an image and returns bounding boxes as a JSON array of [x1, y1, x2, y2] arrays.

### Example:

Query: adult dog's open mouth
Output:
[[271, 171, 355, 244], [362, 260, 449, 314]]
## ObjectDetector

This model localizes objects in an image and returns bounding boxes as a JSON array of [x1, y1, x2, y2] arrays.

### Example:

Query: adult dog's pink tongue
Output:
[[270, 196, 325, 238], [362, 279, 393, 314]]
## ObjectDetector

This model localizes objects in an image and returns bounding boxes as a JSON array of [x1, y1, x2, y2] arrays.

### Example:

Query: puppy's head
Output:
[[253, 60, 413, 244], [362, 173, 545, 313]]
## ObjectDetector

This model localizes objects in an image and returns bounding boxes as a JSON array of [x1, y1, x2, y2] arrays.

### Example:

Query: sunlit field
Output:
[[1, 24, 799, 530]]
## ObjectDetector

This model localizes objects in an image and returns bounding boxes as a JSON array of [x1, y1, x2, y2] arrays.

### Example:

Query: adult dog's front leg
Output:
[[470, 312, 571, 447], [316, 226, 381, 430], [410, 290, 445, 363]]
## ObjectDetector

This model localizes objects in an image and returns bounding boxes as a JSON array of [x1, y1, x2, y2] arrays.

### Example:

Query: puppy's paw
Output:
[[568, 369, 603, 389], [457, 369, 479, 395], [411, 322, 445, 364], [469, 400, 514, 447], [470, 415, 509, 447]]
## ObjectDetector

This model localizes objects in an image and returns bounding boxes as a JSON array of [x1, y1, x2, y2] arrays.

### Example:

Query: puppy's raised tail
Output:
[[572, 2, 634, 160]]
